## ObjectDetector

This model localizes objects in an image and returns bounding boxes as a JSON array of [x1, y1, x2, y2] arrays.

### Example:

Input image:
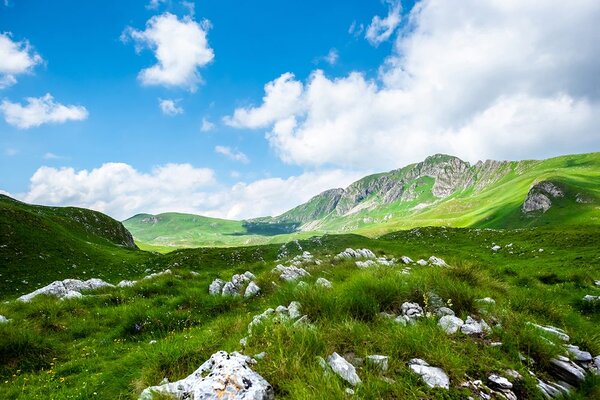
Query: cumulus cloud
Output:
[[122, 13, 214, 91], [215, 145, 249, 163], [159, 98, 183, 116], [1, 94, 88, 129], [0, 32, 43, 89], [224, 73, 304, 129], [226, 0, 600, 169], [18, 162, 363, 220], [365, 0, 402, 46], [146, 0, 167, 10]]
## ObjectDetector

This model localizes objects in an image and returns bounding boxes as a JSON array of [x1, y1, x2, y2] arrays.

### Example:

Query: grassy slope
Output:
[[0, 227, 598, 399], [123, 153, 600, 251], [0, 195, 155, 298]]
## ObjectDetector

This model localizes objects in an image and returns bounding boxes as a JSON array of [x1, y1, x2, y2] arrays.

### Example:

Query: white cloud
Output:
[[4, 147, 18, 156], [122, 13, 214, 91], [365, 0, 402, 46], [215, 145, 249, 163], [316, 48, 339, 66], [226, 0, 600, 170], [0, 32, 43, 89], [200, 117, 215, 132], [159, 98, 183, 116], [17, 162, 363, 220], [348, 21, 364, 37], [0, 94, 88, 129], [146, 0, 167, 10], [181, 1, 195, 16], [224, 72, 304, 129], [43, 152, 62, 160]]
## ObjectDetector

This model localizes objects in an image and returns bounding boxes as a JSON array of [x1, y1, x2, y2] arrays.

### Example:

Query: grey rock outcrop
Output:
[[244, 282, 261, 298], [316, 277, 332, 288], [401, 302, 424, 323], [461, 316, 491, 335], [408, 358, 449, 389], [566, 345, 592, 363], [139, 351, 274, 400], [335, 248, 376, 259], [209, 278, 226, 295], [522, 181, 564, 213], [366, 355, 389, 372], [272, 265, 310, 282], [528, 323, 570, 341], [18, 278, 114, 302], [549, 356, 587, 385]]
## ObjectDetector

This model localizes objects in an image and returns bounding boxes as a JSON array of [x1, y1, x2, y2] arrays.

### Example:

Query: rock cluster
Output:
[[272, 264, 310, 282], [355, 257, 396, 268], [243, 301, 306, 345], [335, 248, 376, 259], [462, 371, 520, 400], [17, 278, 114, 302], [415, 256, 448, 267], [209, 271, 260, 298], [139, 351, 274, 400]]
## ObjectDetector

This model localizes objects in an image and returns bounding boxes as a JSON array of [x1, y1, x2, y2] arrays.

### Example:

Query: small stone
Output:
[[428, 256, 447, 267], [221, 281, 240, 296], [491, 245, 501, 252], [461, 316, 491, 335], [117, 280, 136, 287], [416, 259, 428, 266], [582, 295, 600, 302], [327, 352, 362, 386], [436, 307, 455, 317], [366, 355, 389, 372], [149, 340, 157, 345], [243, 271, 256, 280], [401, 302, 424, 322], [439, 315, 464, 334], [401, 256, 413, 264], [345, 388, 355, 395], [254, 352, 267, 360]]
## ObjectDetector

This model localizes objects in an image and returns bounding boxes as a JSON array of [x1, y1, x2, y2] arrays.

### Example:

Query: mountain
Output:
[[123, 152, 600, 250], [261, 152, 600, 235], [0, 194, 153, 297]]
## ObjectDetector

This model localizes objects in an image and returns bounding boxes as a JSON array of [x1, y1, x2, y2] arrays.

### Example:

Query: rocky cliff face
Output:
[[275, 154, 517, 225]]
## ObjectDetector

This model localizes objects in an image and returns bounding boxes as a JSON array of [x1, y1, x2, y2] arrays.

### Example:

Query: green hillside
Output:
[[0, 195, 154, 298], [124, 152, 600, 250], [0, 226, 599, 398]]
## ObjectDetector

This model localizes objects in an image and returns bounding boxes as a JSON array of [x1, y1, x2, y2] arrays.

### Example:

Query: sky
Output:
[[1, 0, 599, 220]]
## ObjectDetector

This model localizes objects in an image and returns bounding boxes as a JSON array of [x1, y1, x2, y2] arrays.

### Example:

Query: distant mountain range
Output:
[[123, 152, 600, 249]]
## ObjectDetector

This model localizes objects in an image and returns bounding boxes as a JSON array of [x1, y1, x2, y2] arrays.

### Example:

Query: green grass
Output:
[[0, 226, 598, 399]]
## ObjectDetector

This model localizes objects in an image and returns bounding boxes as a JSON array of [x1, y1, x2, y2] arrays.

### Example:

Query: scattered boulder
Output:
[[408, 358, 449, 389], [117, 280, 136, 288], [335, 248, 376, 260], [401, 256, 413, 264], [549, 356, 587, 385], [272, 265, 310, 282], [491, 245, 501, 252], [316, 277, 332, 288], [18, 278, 114, 302], [327, 352, 362, 386], [142, 269, 172, 280], [139, 351, 274, 400], [428, 256, 447, 267], [488, 374, 513, 390], [209, 278, 226, 295], [416, 259, 428, 266], [244, 282, 261, 298], [435, 307, 455, 317], [366, 355, 389, 372], [401, 302, 424, 323], [439, 315, 464, 335], [356, 257, 396, 268], [461, 316, 491, 336], [288, 301, 302, 319], [0, 315, 8, 323]]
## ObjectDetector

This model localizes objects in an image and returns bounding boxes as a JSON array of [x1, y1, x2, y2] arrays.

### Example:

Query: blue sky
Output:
[[1, 0, 599, 219]]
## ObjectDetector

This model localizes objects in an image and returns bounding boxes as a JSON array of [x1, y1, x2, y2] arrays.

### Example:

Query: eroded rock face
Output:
[[139, 351, 274, 400], [549, 356, 587, 385], [17, 278, 114, 302], [272, 265, 310, 282], [522, 181, 564, 213], [408, 359, 449, 389]]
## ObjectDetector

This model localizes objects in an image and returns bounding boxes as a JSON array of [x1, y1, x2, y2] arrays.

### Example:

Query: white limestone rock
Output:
[[316, 277, 333, 288], [416, 259, 428, 266], [0, 315, 9, 323], [401, 302, 424, 322], [327, 352, 362, 386], [209, 279, 226, 295], [566, 345, 592, 363], [142, 269, 172, 280], [439, 315, 464, 335], [550, 356, 587, 385], [244, 282, 261, 298], [408, 358, 449, 389], [272, 264, 310, 282], [488, 374, 513, 390], [17, 278, 114, 302], [461, 316, 491, 336], [335, 248, 376, 260], [491, 245, 501, 252], [476, 297, 496, 305], [401, 256, 413, 264], [582, 294, 600, 302], [117, 280, 137, 288], [288, 301, 302, 320], [139, 351, 274, 400], [355, 260, 376, 268], [428, 256, 447, 267]]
